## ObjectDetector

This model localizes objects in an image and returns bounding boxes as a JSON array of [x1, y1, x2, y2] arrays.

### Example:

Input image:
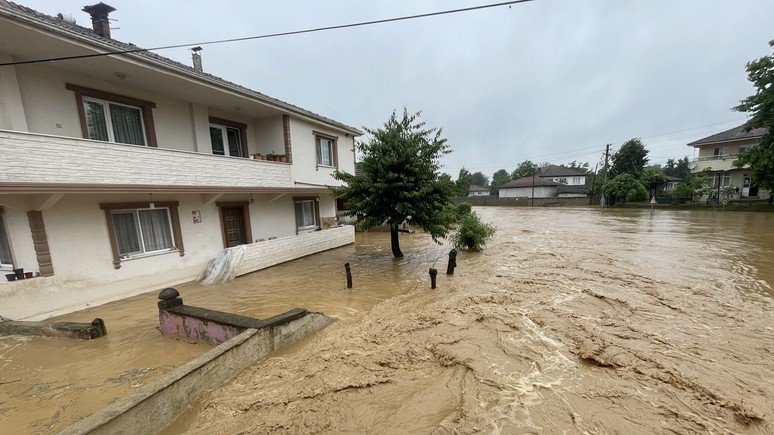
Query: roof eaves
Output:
[[0, 2, 363, 136]]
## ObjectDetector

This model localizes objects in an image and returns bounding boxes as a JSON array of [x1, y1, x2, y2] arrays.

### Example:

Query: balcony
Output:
[[0, 130, 293, 191], [692, 153, 744, 173]]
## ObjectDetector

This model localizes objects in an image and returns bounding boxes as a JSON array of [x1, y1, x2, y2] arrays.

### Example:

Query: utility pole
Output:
[[601, 144, 610, 207]]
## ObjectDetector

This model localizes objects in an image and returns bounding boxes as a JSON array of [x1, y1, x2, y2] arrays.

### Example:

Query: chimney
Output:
[[191, 46, 203, 72], [82, 3, 116, 39]]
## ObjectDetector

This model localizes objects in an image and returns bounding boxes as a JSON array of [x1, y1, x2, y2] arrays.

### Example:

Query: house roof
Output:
[[687, 124, 767, 147], [469, 184, 489, 192], [0, 1, 363, 136], [538, 164, 586, 178], [500, 176, 561, 188], [665, 176, 683, 182], [556, 185, 590, 195]]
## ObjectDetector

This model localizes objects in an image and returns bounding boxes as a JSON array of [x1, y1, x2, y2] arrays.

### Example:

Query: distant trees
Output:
[[490, 169, 511, 195], [609, 138, 649, 179], [469, 171, 490, 188], [602, 173, 641, 205], [455, 168, 472, 196], [511, 160, 537, 179], [663, 157, 692, 181]]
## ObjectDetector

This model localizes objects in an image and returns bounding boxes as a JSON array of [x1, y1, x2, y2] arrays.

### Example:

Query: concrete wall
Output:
[[290, 117, 356, 187], [235, 225, 355, 276], [456, 196, 593, 207], [499, 186, 557, 198], [0, 130, 293, 188], [58, 312, 336, 435]]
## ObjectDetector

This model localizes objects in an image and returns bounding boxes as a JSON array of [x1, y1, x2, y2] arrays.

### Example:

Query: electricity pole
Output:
[[601, 144, 610, 207]]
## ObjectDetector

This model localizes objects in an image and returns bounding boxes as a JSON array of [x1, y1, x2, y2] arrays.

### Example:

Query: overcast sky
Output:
[[21, 0, 774, 178]]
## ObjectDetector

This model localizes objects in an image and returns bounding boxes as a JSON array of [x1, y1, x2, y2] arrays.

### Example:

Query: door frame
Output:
[[216, 201, 253, 248]]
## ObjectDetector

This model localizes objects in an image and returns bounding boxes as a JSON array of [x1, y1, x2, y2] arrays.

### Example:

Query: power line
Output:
[[0, 0, 537, 68]]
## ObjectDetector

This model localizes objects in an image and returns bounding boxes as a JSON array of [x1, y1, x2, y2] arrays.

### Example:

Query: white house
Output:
[[468, 185, 490, 196], [498, 176, 560, 198], [0, 2, 362, 319]]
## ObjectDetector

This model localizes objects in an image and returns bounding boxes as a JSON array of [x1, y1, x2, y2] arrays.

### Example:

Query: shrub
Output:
[[450, 209, 496, 251]]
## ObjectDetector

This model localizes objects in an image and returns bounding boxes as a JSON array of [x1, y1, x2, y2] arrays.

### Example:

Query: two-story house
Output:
[[0, 2, 362, 319], [687, 124, 767, 198]]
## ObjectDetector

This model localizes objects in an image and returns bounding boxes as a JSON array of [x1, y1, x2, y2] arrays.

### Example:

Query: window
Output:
[[84, 97, 146, 145], [66, 83, 157, 147], [0, 209, 12, 268], [100, 202, 184, 269], [294, 197, 320, 232], [209, 117, 248, 157], [314, 131, 338, 167]]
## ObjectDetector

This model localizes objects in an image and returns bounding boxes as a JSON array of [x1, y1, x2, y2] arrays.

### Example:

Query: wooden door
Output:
[[222, 206, 246, 247]]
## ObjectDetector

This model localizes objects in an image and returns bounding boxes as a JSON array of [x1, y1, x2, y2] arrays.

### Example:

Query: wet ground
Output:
[[2, 207, 773, 434]]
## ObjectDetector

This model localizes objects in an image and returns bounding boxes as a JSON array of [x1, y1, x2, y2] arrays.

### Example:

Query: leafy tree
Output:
[[333, 109, 455, 258], [470, 171, 490, 188], [609, 138, 649, 179], [455, 168, 472, 196], [733, 39, 774, 193], [490, 169, 511, 195], [641, 166, 666, 198], [602, 173, 642, 205], [663, 157, 692, 181], [511, 160, 537, 179], [566, 160, 592, 174], [450, 204, 496, 251]]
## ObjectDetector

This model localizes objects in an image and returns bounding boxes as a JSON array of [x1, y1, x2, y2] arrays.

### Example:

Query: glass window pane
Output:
[[210, 126, 225, 155], [295, 201, 316, 229], [226, 127, 242, 157], [138, 209, 173, 252], [0, 213, 12, 265], [319, 139, 332, 166], [109, 104, 145, 145], [112, 211, 141, 256], [84, 100, 109, 141]]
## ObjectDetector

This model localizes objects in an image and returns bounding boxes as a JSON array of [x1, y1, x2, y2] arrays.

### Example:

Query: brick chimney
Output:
[[82, 3, 116, 38]]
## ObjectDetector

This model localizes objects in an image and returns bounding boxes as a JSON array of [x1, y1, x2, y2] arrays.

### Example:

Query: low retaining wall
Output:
[[0, 318, 106, 340], [455, 196, 594, 207], [234, 224, 355, 276], [58, 312, 335, 435]]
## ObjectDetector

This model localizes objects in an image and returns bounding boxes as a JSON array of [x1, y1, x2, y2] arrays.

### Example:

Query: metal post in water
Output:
[[429, 268, 438, 289], [446, 249, 457, 275], [345, 263, 352, 288]]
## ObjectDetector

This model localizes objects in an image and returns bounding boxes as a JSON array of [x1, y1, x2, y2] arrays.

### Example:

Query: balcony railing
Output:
[[0, 130, 293, 189], [695, 153, 739, 162]]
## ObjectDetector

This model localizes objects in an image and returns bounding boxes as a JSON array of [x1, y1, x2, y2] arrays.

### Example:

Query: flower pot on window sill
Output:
[[279, 156, 287, 163], [24, 272, 33, 279], [5, 273, 16, 282], [13, 268, 23, 279]]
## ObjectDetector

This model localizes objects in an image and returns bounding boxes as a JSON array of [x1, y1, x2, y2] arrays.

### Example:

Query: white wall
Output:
[[289, 117, 356, 187], [253, 116, 285, 157], [499, 186, 557, 198]]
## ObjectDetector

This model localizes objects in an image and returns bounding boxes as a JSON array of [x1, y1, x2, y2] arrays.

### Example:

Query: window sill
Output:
[[119, 249, 179, 263]]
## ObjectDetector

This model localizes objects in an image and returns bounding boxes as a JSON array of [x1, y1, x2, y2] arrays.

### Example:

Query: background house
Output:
[[468, 185, 490, 196], [688, 124, 767, 198], [0, 2, 361, 319], [499, 176, 560, 198], [498, 164, 590, 198]]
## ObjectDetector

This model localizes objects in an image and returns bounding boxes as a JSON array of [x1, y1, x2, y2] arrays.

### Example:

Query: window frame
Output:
[[100, 201, 184, 269], [66, 83, 158, 147], [314, 131, 338, 168], [209, 117, 248, 158], [293, 196, 320, 233]]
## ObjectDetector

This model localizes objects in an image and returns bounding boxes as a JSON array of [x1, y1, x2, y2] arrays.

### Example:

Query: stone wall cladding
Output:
[[234, 225, 355, 276], [0, 131, 292, 187]]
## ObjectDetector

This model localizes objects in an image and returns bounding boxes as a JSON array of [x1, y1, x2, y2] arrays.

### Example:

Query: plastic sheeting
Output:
[[197, 245, 247, 285]]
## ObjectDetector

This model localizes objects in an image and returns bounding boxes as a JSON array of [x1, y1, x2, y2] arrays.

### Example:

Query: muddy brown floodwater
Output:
[[2, 207, 774, 434]]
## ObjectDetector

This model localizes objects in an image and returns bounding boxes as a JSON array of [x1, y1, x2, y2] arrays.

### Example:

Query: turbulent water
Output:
[[179, 208, 774, 434], [2, 207, 773, 434]]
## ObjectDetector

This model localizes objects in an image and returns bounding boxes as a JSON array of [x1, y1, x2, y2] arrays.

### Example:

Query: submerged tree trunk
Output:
[[390, 224, 404, 258]]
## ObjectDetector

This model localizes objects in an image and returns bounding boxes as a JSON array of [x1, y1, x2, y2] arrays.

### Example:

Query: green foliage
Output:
[[566, 160, 592, 174], [664, 157, 693, 182], [640, 166, 666, 198], [454, 168, 472, 196], [332, 109, 454, 257], [470, 171, 490, 188], [511, 160, 537, 179], [629, 184, 649, 202], [449, 207, 496, 252], [490, 169, 511, 194], [673, 182, 694, 203], [733, 39, 774, 192], [610, 138, 649, 179], [602, 173, 643, 205]]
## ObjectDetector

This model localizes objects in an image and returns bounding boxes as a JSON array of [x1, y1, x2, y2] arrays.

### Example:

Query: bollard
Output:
[[429, 268, 438, 289], [345, 263, 353, 288], [446, 249, 457, 275]]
